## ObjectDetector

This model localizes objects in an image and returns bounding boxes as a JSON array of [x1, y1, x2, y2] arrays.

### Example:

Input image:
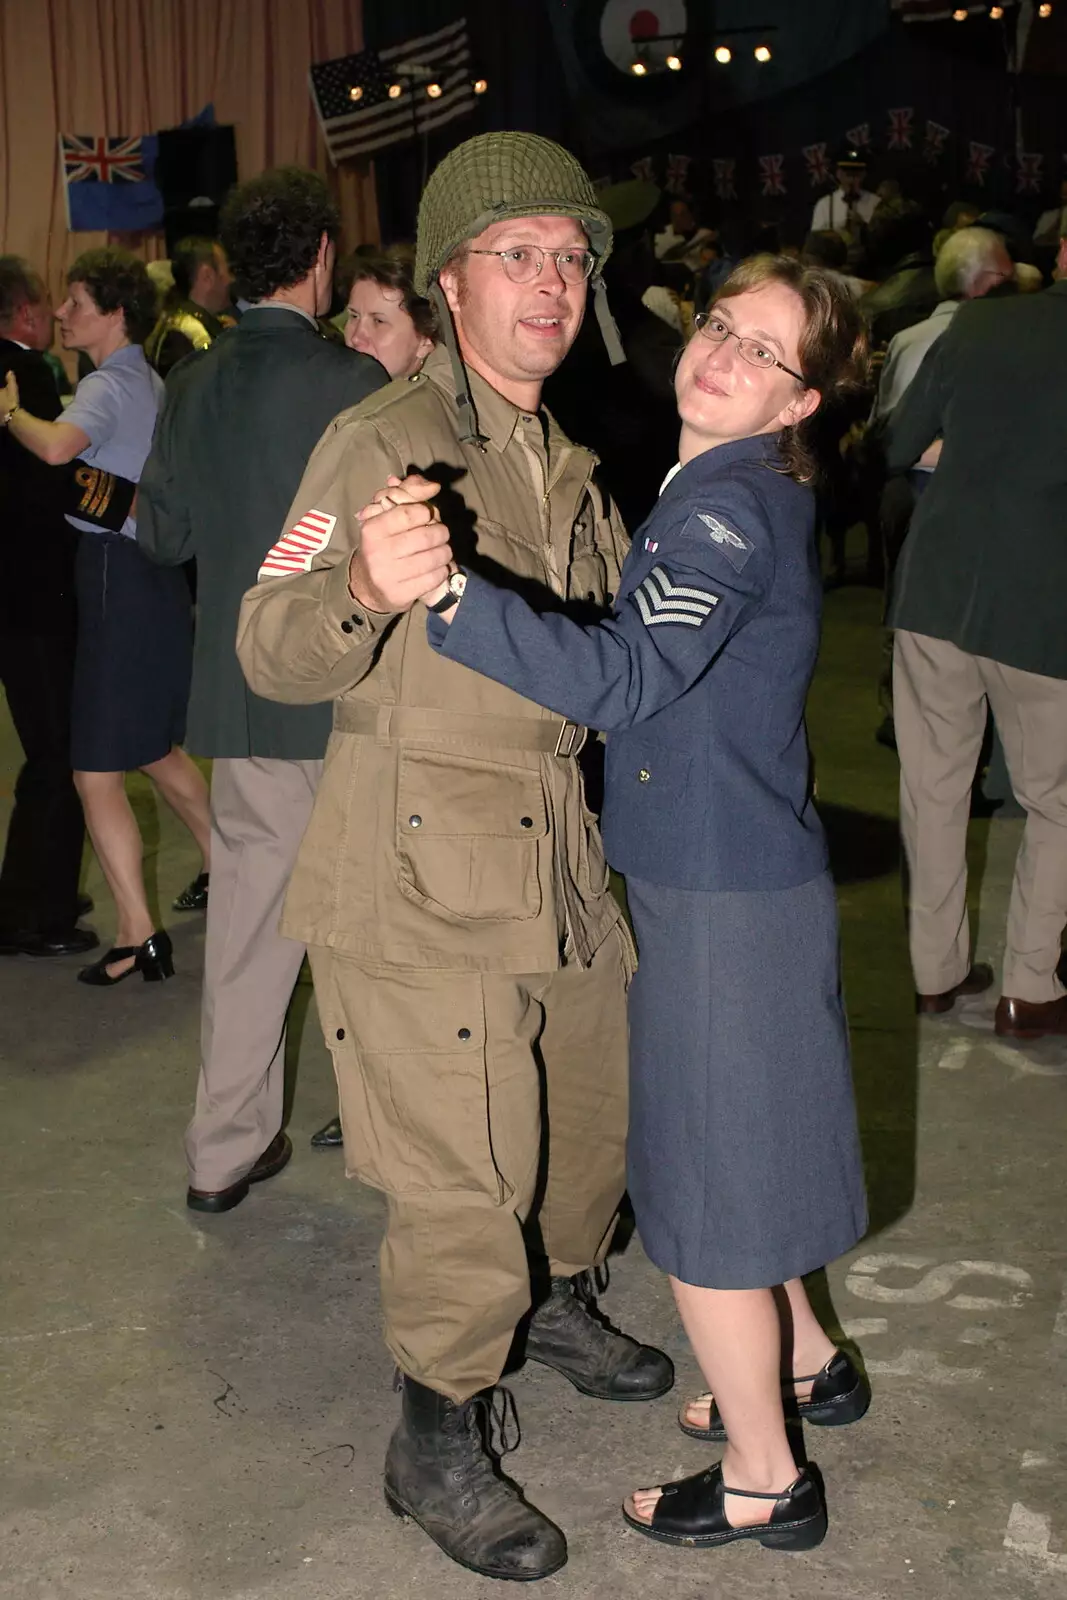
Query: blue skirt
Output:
[[72, 532, 192, 772], [625, 869, 867, 1289]]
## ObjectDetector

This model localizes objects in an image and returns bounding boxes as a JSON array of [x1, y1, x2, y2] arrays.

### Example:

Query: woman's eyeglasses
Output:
[[694, 312, 806, 383]]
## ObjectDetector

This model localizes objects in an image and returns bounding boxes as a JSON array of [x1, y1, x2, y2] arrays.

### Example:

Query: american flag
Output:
[[258, 510, 338, 579], [61, 134, 147, 184], [310, 18, 475, 164]]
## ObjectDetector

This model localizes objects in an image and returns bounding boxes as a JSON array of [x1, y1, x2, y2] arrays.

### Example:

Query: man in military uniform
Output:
[[236, 133, 672, 1582], [145, 236, 234, 378]]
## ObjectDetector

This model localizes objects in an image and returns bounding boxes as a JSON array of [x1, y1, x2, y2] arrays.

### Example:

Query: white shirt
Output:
[[872, 300, 960, 469], [811, 188, 879, 235]]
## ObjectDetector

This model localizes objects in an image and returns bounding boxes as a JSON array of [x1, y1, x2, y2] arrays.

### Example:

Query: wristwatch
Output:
[[426, 568, 467, 614], [1, 405, 20, 427]]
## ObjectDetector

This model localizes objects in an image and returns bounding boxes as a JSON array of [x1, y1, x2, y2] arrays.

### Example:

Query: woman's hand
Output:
[[1, 370, 19, 418]]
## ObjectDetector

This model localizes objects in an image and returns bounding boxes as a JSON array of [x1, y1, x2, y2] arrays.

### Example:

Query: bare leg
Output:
[[627, 1279, 798, 1532], [681, 1274, 839, 1433], [74, 769, 154, 977], [140, 747, 211, 867]]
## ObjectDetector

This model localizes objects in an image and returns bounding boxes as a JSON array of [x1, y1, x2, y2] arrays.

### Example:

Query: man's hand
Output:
[[348, 474, 452, 612]]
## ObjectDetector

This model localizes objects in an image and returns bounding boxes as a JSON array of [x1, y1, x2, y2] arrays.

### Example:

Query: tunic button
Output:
[[336, 1028, 345, 1041], [340, 620, 353, 634], [350, 613, 364, 627], [458, 1027, 471, 1041], [638, 768, 651, 783], [409, 814, 423, 828], [520, 816, 533, 829]]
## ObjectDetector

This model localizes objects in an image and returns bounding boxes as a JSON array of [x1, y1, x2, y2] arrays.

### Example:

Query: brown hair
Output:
[[68, 247, 158, 345], [346, 243, 437, 342], [710, 254, 869, 483]]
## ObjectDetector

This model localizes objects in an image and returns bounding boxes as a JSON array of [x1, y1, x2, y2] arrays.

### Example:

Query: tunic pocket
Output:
[[395, 749, 548, 924]]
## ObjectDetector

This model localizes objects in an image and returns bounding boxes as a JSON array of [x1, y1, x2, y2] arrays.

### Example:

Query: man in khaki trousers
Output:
[[885, 228, 1067, 1039], [138, 169, 387, 1208]]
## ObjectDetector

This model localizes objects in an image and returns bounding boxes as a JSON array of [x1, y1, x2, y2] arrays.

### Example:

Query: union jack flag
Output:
[[966, 140, 995, 186], [759, 154, 786, 197], [803, 142, 832, 187], [631, 156, 655, 184], [62, 134, 146, 184], [1016, 151, 1044, 193], [923, 121, 951, 164], [845, 123, 871, 151], [59, 131, 162, 231], [665, 154, 692, 197], [711, 158, 736, 200], [887, 107, 914, 150]]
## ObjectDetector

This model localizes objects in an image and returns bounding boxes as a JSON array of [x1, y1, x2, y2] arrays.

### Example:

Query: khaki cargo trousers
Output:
[[309, 925, 631, 1405]]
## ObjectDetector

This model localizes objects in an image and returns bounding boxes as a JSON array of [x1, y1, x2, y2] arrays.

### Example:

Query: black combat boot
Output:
[[523, 1274, 674, 1401], [384, 1376, 567, 1582]]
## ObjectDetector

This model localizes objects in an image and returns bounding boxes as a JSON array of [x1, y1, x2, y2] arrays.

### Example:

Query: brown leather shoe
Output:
[[186, 1131, 293, 1214], [994, 994, 1067, 1040], [916, 963, 994, 1015]]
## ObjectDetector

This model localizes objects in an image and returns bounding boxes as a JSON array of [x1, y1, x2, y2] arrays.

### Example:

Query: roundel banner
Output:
[[574, 0, 690, 99]]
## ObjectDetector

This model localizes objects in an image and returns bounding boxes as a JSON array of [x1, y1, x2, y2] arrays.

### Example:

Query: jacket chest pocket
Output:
[[396, 749, 549, 924]]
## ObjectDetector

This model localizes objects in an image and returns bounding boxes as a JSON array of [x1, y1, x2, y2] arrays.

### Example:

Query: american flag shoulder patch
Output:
[[258, 509, 337, 580]]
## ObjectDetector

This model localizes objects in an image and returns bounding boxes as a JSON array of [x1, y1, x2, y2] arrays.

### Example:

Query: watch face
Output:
[[449, 571, 467, 600]]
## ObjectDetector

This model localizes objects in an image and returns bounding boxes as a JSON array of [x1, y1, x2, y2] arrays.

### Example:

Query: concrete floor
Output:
[[2, 584, 1066, 1600]]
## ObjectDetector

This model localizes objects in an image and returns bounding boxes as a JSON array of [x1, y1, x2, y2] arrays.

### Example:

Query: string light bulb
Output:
[[387, 82, 403, 99], [473, 77, 488, 94], [989, 4, 1004, 16], [1039, 2, 1052, 15], [754, 44, 772, 62], [348, 85, 363, 102], [426, 81, 443, 98], [666, 53, 682, 70], [953, 7, 968, 17], [630, 57, 648, 75]]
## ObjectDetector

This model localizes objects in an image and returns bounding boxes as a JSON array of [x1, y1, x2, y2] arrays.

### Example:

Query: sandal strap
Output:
[[722, 1474, 802, 1501], [102, 946, 138, 961]]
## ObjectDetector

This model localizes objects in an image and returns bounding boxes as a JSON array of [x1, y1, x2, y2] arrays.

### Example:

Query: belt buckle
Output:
[[553, 720, 581, 758]]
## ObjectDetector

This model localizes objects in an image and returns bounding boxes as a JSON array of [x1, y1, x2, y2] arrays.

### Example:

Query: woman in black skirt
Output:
[[1, 250, 210, 984], [367, 255, 872, 1553]]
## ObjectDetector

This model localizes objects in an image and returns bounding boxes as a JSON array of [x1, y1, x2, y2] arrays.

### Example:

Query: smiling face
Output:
[[344, 278, 434, 379], [674, 281, 822, 463], [439, 214, 589, 411]]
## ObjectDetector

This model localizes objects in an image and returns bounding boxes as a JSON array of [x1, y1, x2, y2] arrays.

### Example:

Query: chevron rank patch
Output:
[[632, 565, 720, 628], [258, 509, 337, 580], [685, 510, 754, 572]]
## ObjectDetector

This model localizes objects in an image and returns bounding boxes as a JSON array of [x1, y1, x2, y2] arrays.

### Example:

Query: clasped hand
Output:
[[348, 473, 454, 613]]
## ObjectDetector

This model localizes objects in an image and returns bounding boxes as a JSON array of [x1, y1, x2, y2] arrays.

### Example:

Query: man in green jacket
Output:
[[138, 168, 387, 1211]]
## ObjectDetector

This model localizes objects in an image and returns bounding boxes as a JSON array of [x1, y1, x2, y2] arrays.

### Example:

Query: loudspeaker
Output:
[[155, 125, 237, 211], [163, 203, 222, 256]]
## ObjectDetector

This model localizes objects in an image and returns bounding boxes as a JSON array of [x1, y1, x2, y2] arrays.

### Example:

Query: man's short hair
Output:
[[934, 226, 1007, 299], [220, 167, 340, 302], [170, 237, 220, 299], [0, 255, 46, 328], [802, 230, 848, 272]]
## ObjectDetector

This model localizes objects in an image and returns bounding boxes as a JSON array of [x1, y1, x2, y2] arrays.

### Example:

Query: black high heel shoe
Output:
[[77, 929, 174, 987], [679, 1350, 870, 1442], [622, 1462, 827, 1550]]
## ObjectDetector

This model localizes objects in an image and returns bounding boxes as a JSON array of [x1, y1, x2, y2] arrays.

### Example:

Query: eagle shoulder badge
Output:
[[682, 509, 755, 573]]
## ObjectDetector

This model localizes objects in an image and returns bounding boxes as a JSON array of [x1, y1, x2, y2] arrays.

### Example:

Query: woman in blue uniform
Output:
[[366, 254, 870, 1553], [1, 250, 210, 985]]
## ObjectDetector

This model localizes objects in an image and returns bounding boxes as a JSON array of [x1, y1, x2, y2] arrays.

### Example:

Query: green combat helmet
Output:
[[415, 131, 624, 444]]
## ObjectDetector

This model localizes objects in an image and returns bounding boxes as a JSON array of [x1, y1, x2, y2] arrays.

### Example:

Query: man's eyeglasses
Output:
[[694, 312, 806, 383], [467, 246, 596, 286]]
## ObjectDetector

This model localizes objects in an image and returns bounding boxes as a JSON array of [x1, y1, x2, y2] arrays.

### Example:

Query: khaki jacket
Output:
[[236, 344, 630, 972]]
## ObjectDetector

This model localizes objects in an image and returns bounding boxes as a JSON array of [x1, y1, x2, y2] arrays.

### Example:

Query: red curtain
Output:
[[0, 0, 379, 305]]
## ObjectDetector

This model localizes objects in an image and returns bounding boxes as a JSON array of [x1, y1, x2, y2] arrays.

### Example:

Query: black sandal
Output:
[[77, 929, 174, 987], [622, 1461, 827, 1550], [679, 1350, 870, 1442]]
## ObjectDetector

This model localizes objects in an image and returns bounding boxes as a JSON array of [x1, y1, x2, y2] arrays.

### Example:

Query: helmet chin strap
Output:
[[593, 276, 626, 366], [429, 282, 487, 448]]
